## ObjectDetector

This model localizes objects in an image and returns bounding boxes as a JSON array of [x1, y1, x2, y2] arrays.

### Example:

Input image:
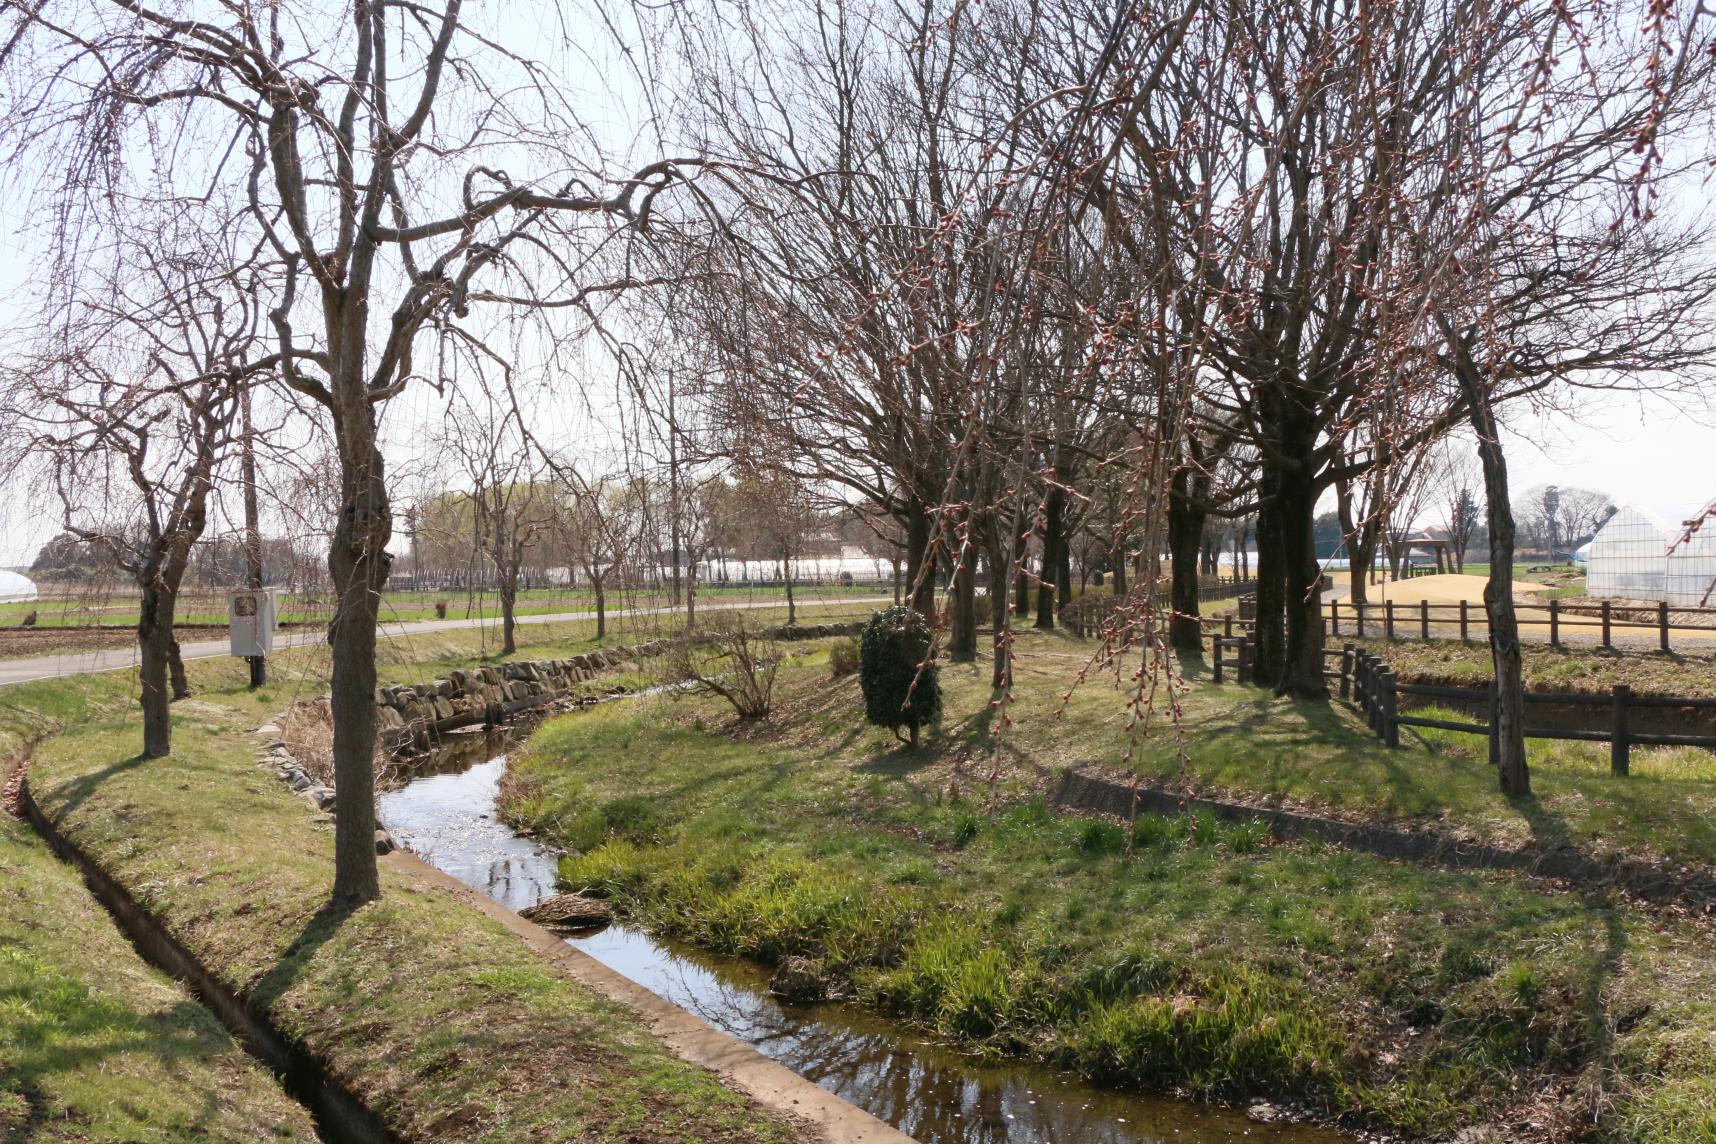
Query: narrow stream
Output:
[[378, 729, 1348, 1144]]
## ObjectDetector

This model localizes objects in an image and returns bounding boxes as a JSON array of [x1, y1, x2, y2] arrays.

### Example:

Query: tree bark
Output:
[[903, 496, 936, 618], [137, 583, 175, 758], [1167, 471, 1206, 651], [1276, 460, 1328, 698], [1252, 474, 1287, 685], [1455, 353, 1529, 794], [499, 563, 518, 655], [328, 419, 389, 906], [1035, 487, 1062, 630], [783, 552, 796, 626], [592, 573, 607, 640], [949, 521, 977, 663]]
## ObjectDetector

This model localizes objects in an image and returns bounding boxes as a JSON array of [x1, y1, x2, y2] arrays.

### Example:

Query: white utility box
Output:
[[228, 588, 278, 658]]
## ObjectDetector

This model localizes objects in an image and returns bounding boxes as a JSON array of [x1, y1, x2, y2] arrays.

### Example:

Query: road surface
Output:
[[0, 597, 889, 688]]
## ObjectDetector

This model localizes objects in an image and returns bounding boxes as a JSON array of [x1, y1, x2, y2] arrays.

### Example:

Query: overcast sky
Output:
[[0, 2, 1712, 569]]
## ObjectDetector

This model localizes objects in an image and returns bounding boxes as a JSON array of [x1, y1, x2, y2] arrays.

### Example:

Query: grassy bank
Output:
[[1360, 638, 1716, 698], [1, 745, 316, 1140], [500, 643, 1716, 1141], [8, 626, 805, 1143]]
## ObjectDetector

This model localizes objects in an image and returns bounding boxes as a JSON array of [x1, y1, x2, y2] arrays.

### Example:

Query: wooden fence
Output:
[[1337, 644, 1716, 773], [1325, 596, 1714, 652], [1207, 625, 1716, 770]]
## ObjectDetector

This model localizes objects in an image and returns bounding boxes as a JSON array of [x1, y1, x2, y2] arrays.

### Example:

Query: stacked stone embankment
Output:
[[373, 621, 865, 749]]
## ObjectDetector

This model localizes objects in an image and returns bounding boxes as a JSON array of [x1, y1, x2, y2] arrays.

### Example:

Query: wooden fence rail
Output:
[[1323, 596, 1710, 652], [1327, 643, 1716, 773]]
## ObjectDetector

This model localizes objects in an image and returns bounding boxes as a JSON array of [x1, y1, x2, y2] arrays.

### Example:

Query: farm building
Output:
[[1584, 506, 1716, 605], [0, 569, 38, 603]]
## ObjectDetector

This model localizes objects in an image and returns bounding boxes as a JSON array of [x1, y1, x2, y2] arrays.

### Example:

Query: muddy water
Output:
[[378, 732, 1348, 1144]]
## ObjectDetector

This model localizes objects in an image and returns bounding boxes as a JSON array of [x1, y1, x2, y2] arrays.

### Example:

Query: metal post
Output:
[[1611, 683, 1632, 777], [1549, 597, 1560, 648]]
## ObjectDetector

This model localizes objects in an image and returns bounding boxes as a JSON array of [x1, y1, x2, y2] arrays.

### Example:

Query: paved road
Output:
[[0, 597, 890, 688]]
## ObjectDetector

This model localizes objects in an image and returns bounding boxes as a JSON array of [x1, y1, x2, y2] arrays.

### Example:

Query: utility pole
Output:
[[240, 382, 267, 687]]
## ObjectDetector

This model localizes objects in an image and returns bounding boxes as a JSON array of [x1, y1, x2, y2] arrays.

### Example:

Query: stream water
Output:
[[377, 729, 1349, 1144]]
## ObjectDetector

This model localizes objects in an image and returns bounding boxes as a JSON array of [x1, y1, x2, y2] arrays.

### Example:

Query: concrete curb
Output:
[[384, 850, 914, 1144]]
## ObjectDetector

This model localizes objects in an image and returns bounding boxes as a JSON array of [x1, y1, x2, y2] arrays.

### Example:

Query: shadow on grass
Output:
[[249, 899, 359, 1012], [37, 751, 149, 821]]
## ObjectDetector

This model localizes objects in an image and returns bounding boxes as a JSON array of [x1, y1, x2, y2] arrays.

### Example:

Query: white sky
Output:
[[1, 3, 1713, 567]]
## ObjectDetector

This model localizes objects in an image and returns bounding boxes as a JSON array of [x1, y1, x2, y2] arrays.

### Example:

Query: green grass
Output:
[[0, 771, 316, 1141], [8, 624, 805, 1143], [0, 583, 892, 629], [1360, 639, 1716, 699], [500, 670, 1716, 1140]]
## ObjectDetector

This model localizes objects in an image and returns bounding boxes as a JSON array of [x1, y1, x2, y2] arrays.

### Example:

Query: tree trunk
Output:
[[1057, 523, 1073, 610], [1252, 474, 1287, 685], [1456, 356, 1529, 794], [328, 427, 389, 907], [592, 573, 607, 641], [168, 637, 190, 700], [903, 496, 936, 618], [1276, 461, 1328, 699], [949, 523, 977, 663], [783, 552, 796, 626], [1167, 472, 1206, 651], [1111, 535, 1128, 595], [1035, 487, 1062, 630], [989, 524, 1011, 689], [499, 564, 518, 655], [137, 583, 174, 758]]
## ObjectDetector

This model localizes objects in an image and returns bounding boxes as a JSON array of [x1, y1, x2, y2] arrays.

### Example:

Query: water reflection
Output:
[[378, 747, 1347, 1144]]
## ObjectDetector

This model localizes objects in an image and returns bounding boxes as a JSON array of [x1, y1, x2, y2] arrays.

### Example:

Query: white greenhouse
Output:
[[0, 570, 38, 603], [1584, 506, 1716, 606], [1665, 523, 1716, 606]]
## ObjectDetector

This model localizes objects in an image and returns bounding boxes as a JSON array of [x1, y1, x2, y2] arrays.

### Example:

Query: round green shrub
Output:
[[859, 606, 942, 744]]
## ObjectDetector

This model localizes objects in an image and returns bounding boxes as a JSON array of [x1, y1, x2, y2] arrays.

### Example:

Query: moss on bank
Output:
[[501, 655, 1716, 1143], [8, 625, 808, 1144]]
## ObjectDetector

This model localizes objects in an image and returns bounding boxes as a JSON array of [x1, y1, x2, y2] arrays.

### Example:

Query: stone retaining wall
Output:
[[375, 621, 865, 748]]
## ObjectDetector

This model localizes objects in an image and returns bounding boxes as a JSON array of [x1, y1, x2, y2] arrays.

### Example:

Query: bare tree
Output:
[[1, 225, 266, 756], [0, 0, 771, 904]]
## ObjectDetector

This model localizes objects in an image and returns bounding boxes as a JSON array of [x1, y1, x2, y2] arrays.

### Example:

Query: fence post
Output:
[[1379, 669, 1399, 747], [1601, 600, 1612, 649], [1420, 600, 1430, 640], [1385, 599, 1395, 641], [1611, 684, 1631, 777], [1367, 658, 1383, 734], [1487, 679, 1500, 769], [1355, 601, 1365, 638], [1549, 597, 1560, 648], [1459, 599, 1469, 642], [1212, 631, 1225, 685], [1339, 642, 1354, 700], [1224, 613, 1234, 639], [1659, 602, 1670, 652], [1330, 598, 1340, 637], [1237, 638, 1252, 686]]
